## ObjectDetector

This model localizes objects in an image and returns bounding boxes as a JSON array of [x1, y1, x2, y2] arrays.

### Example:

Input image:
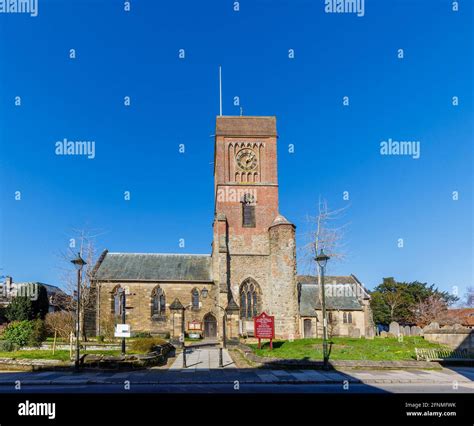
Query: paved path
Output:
[[170, 346, 235, 370]]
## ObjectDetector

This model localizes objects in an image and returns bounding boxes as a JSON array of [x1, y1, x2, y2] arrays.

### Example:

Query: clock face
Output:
[[236, 148, 258, 171]]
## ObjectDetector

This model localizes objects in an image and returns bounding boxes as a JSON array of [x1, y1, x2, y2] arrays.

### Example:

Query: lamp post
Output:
[[181, 305, 187, 368], [119, 288, 126, 355], [316, 249, 330, 370], [201, 287, 227, 367], [71, 252, 86, 371]]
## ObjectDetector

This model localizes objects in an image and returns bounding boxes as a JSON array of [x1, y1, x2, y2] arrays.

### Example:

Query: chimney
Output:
[[5, 276, 12, 292]]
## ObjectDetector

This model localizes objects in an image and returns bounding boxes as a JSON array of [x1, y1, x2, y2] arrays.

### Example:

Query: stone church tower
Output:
[[212, 116, 299, 339]]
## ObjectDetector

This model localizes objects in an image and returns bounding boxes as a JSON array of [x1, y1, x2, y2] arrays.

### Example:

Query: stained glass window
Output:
[[239, 279, 260, 320], [151, 286, 166, 317], [192, 288, 200, 310]]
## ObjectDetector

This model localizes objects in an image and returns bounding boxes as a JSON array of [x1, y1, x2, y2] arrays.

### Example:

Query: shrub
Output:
[[133, 331, 152, 338], [45, 311, 75, 340], [0, 340, 17, 352], [3, 321, 35, 347], [130, 337, 167, 354], [97, 335, 105, 343], [99, 314, 116, 341], [28, 319, 47, 347]]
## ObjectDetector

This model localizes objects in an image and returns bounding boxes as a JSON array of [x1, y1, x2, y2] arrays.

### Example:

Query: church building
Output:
[[89, 116, 372, 342]]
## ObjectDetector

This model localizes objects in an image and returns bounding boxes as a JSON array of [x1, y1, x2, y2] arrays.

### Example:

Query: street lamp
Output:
[[71, 252, 86, 371], [118, 288, 126, 355], [316, 249, 330, 370], [180, 302, 193, 369]]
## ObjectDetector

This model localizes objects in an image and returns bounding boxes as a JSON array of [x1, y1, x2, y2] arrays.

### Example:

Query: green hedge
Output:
[[129, 337, 167, 353], [2, 320, 47, 348]]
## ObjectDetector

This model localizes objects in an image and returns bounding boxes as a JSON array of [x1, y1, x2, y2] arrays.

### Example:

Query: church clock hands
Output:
[[236, 148, 258, 171]]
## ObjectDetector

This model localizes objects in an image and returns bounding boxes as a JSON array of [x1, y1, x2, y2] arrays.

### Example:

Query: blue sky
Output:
[[0, 0, 472, 299]]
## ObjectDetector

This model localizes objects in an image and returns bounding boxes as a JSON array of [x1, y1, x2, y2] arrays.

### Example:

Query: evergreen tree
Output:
[[32, 285, 49, 319], [370, 277, 458, 325], [5, 296, 33, 321]]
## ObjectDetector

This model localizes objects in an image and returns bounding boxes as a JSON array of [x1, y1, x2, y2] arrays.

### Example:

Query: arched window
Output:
[[343, 312, 347, 324], [151, 286, 166, 318], [191, 288, 200, 310], [348, 312, 353, 324], [239, 279, 260, 319], [112, 286, 122, 319]]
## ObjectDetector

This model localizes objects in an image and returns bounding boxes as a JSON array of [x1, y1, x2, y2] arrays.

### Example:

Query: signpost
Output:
[[254, 312, 275, 350]]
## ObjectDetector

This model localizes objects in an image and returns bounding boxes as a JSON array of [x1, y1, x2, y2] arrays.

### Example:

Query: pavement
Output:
[[0, 345, 472, 393], [0, 366, 472, 389], [170, 346, 235, 370]]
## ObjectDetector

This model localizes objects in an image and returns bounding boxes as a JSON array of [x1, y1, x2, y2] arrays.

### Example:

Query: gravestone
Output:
[[404, 325, 411, 336], [366, 327, 375, 339], [380, 331, 389, 338], [389, 321, 400, 336], [411, 326, 421, 336], [424, 322, 439, 331]]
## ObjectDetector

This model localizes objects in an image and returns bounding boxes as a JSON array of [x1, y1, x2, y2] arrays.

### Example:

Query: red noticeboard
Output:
[[254, 312, 275, 350]]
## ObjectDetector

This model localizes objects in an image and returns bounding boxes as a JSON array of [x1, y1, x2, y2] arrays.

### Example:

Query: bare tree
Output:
[[301, 198, 350, 275], [45, 311, 75, 340], [385, 290, 404, 322], [301, 198, 350, 340], [410, 295, 452, 327], [464, 286, 473, 308], [57, 228, 104, 341]]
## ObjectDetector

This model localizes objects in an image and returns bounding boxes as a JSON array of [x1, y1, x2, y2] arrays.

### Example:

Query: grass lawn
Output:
[[0, 350, 123, 362], [249, 336, 448, 361]]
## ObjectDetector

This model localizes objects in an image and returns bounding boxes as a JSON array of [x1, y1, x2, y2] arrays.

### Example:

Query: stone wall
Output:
[[422, 323, 473, 351], [96, 281, 215, 336], [268, 223, 299, 339]]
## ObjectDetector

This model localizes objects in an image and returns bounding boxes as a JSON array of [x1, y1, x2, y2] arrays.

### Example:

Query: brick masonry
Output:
[[91, 117, 368, 341]]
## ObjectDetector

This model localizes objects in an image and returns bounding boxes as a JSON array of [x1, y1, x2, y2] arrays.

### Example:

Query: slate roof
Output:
[[298, 275, 357, 285], [269, 214, 294, 228], [15, 282, 66, 296], [215, 116, 277, 137], [299, 283, 363, 316], [93, 253, 213, 282]]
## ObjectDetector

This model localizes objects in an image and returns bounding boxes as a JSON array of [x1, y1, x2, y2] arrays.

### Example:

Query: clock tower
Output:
[[212, 116, 299, 340]]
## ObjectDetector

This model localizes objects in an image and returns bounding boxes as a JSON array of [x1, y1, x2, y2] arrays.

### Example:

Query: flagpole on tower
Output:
[[219, 65, 223, 116]]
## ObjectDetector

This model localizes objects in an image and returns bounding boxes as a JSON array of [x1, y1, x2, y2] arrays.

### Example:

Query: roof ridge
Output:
[[107, 252, 211, 257]]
